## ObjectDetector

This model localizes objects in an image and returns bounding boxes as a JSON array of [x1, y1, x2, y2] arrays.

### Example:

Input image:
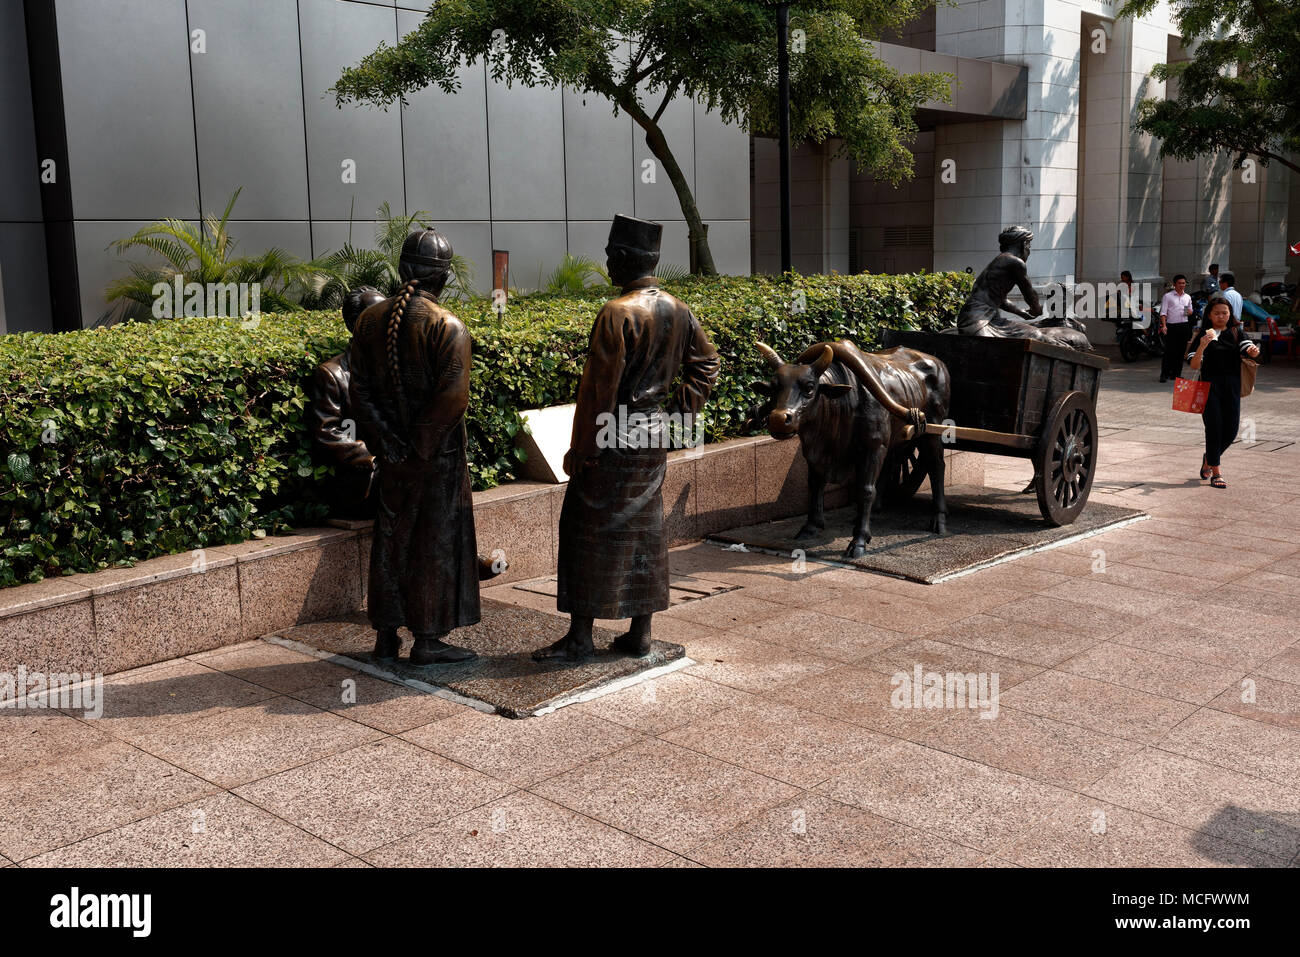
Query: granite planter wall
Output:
[[0, 437, 983, 676]]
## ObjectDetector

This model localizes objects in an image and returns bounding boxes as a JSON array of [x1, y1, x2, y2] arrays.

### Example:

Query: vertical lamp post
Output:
[[777, 2, 792, 274]]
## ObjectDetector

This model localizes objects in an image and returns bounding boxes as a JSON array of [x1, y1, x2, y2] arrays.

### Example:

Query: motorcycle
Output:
[[1260, 280, 1295, 315], [1101, 300, 1165, 362]]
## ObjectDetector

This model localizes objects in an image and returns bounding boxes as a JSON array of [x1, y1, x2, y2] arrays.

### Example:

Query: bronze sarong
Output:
[[556, 445, 669, 619], [367, 443, 481, 635]]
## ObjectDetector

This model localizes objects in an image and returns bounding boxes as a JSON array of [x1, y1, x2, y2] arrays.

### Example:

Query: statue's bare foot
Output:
[[1021, 478, 1037, 494], [531, 631, 595, 661], [373, 628, 401, 660], [610, 632, 653, 657], [410, 637, 477, 665]]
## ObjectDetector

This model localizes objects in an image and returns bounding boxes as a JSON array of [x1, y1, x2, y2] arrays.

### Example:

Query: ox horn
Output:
[[756, 341, 784, 370], [811, 344, 834, 375]]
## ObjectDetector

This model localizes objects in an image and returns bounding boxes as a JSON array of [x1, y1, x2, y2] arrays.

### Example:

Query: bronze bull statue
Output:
[[752, 339, 952, 558]]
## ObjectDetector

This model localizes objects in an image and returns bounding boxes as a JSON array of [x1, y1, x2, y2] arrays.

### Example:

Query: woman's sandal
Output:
[[1200, 456, 1212, 480], [1210, 475, 1227, 489]]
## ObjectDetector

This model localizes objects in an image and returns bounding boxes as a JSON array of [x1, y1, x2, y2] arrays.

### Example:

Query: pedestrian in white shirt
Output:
[[1159, 274, 1193, 382], [1219, 272, 1243, 322]]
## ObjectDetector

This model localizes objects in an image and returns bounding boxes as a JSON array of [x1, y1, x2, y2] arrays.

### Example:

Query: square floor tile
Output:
[[1000, 793, 1287, 867], [363, 790, 673, 867], [661, 700, 897, 788], [918, 706, 1143, 789], [401, 708, 644, 787], [531, 738, 799, 855], [0, 740, 216, 861], [817, 739, 1070, 852], [688, 794, 985, 867], [579, 671, 756, 735], [999, 670, 1197, 743], [1085, 748, 1300, 861], [1056, 642, 1244, 705], [24, 791, 349, 867], [234, 737, 512, 856], [129, 695, 383, 788]]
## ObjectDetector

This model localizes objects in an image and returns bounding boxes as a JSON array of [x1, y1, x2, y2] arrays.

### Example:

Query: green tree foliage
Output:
[[1120, 0, 1300, 174], [331, 0, 951, 275]]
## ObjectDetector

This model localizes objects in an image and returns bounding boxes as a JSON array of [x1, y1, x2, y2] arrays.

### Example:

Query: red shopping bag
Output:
[[1172, 376, 1211, 413]]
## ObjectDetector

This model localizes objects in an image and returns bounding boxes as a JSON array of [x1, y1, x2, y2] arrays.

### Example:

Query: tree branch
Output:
[[652, 77, 682, 124]]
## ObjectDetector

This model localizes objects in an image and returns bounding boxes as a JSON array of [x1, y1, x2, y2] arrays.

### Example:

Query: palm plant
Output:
[[102, 188, 339, 323], [308, 202, 476, 306], [540, 254, 610, 295]]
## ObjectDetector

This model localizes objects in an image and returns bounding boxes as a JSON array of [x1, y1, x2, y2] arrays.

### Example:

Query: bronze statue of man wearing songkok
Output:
[[348, 229, 482, 665], [533, 215, 721, 661]]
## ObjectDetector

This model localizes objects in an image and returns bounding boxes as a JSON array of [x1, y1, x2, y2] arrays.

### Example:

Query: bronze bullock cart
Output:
[[879, 330, 1110, 526]]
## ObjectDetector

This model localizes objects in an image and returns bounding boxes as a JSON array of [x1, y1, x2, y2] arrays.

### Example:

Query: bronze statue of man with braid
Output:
[[348, 228, 481, 665]]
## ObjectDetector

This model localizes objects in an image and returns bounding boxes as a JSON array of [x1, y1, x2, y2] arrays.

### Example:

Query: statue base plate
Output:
[[709, 485, 1146, 584], [268, 599, 687, 719]]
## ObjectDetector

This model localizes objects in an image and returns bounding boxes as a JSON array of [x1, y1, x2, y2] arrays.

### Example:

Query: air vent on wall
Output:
[[884, 225, 933, 247]]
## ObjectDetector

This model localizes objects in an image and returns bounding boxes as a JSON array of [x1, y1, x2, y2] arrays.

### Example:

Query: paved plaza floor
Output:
[[4, 355, 1299, 868]]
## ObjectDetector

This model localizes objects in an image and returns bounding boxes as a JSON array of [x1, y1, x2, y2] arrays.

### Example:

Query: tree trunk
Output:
[[622, 99, 718, 276]]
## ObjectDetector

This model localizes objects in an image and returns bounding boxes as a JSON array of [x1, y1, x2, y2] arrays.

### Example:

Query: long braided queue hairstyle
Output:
[[387, 228, 455, 432]]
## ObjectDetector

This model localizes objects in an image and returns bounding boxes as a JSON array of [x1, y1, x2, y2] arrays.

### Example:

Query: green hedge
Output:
[[0, 270, 971, 585]]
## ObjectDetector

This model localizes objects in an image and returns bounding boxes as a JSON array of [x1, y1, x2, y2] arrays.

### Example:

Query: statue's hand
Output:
[[383, 438, 410, 466]]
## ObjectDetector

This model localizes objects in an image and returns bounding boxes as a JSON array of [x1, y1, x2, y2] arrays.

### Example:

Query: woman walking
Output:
[[1187, 294, 1260, 488]]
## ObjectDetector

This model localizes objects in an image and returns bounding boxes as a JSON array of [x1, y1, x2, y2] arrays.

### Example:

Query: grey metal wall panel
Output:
[[0, 3, 42, 223], [486, 77, 566, 221], [657, 220, 690, 274], [0, 224, 54, 333], [490, 221, 568, 292], [299, 0, 404, 222], [400, 10, 491, 221], [703, 220, 750, 276], [423, 220, 492, 295], [310, 219, 383, 261], [693, 104, 749, 222], [566, 219, 614, 267], [56, 0, 199, 220], [73, 219, 192, 325], [632, 76, 694, 222], [563, 52, 634, 221], [226, 220, 314, 262], [190, 0, 309, 220]]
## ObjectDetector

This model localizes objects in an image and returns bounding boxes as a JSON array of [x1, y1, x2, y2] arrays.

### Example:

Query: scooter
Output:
[[1101, 312, 1165, 362]]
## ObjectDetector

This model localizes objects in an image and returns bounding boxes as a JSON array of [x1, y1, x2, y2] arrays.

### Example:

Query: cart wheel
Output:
[[1035, 391, 1097, 526], [879, 441, 927, 503]]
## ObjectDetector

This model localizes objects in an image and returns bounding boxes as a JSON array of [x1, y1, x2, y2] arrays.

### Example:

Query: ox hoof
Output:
[[794, 524, 824, 541], [931, 515, 947, 535], [844, 539, 869, 560]]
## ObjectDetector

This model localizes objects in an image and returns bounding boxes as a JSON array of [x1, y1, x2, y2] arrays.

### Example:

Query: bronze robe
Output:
[[309, 352, 375, 518], [557, 277, 720, 619], [348, 290, 481, 635]]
